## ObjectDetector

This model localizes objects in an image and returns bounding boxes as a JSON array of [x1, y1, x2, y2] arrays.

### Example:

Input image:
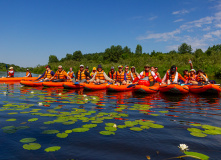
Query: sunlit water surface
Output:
[[0, 72, 220, 160]]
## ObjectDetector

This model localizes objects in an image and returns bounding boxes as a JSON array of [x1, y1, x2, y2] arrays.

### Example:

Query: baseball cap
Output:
[[131, 66, 135, 69], [80, 64, 84, 67], [190, 69, 196, 72], [86, 66, 89, 69], [170, 65, 176, 72], [118, 65, 123, 68], [111, 66, 114, 69], [45, 65, 51, 69], [98, 64, 102, 68], [144, 64, 150, 68]]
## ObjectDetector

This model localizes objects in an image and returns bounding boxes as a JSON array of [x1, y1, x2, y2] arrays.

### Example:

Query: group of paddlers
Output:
[[5, 60, 212, 86]]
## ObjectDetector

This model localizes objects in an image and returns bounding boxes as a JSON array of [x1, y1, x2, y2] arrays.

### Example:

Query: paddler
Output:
[[89, 64, 113, 84], [108, 66, 116, 80], [130, 66, 139, 82], [187, 69, 198, 84], [196, 69, 209, 84], [154, 67, 161, 79], [90, 67, 97, 78], [37, 65, 55, 81], [7, 67, 15, 77], [73, 64, 90, 83], [161, 65, 186, 84], [124, 65, 133, 84], [25, 69, 32, 77], [114, 65, 127, 85], [67, 67, 75, 79], [49, 65, 71, 82]]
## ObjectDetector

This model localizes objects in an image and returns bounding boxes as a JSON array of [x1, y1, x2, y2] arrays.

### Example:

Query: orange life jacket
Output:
[[126, 71, 132, 81], [116, 71, 125, 82], [26, 71, 32, 77], [188, 73, 196, 81], [166, 70, 177, 83], [132, 72, 137, 79], [184, 75, 189, 80], [90, 72, 96, 78], [68, 71, 74, 78], [55, 70, 67, 79], [77, 70, 86, 80], [8, 69, 14, 77], [44, 70, 53, 79], [142, 71, 154, 82], [108, 71, 116, 79], [95, 70, 105, 80], [196, 74, 206, 82]]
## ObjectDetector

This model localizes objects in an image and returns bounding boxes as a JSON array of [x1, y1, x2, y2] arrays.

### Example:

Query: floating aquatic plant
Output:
[[23, 143, 41, 150], [45, 146, 61, 152], [56, 133, 68, 138], [20, 138, 37, 143]]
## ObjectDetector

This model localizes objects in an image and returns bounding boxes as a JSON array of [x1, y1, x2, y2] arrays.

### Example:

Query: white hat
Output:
[[9, 67, 13, 70], [80, 64, 84, 67], [58, 65, 62, 68]]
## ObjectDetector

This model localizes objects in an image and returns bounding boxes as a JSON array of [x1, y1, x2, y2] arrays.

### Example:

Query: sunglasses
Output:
[[125, 68, 129, 69], [144, 67, 150, 68], [80, 67, 84, 68]]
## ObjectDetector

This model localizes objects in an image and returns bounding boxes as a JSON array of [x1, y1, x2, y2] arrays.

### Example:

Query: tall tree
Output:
[[65, 53, 73, 60], [178, 43, 192, 54], [135, 44, 142, 56], [48, 55, 59, 63], [73, 50, 83, 61]]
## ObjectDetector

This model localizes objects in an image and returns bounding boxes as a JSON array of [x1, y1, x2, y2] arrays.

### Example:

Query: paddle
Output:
[[75, 82, 79, 85], [127, 84, 136, 88], [6, 64, 8, 77]]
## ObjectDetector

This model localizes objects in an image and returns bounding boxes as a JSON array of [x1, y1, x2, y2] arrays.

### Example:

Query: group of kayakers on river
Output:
[[4, 60, 212, 86]]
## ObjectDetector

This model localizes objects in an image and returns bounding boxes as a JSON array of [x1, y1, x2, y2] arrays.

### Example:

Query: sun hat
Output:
[[144, 64, 150, 68], [131, 66, 135, 69], [190, 69, 196, 72], [58, 65, 62, 68], [80, 64, 84, 67], [9, 67, 13, 70], [118, 65, 123, 68], [98, 64, 102, 68]]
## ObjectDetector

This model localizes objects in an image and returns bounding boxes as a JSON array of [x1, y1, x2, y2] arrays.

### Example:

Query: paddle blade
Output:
[[127, 84, 136, 88]]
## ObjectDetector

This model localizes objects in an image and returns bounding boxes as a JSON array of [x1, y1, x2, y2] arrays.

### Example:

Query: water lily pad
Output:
[[125, 121, 138, 127], [140, 125, 150, 129], [187, 128, 203, 133], [20, 138, 37, 143], [117, 125, 126, 129], [65, 130, 72, 133], [190, 132, 207, 137], [105, 127, 117, 132], [23, 143, 41, 150], [99, 131, 115, 135], [158, 111, 169, 113], [130, 127, 143, 131], [42, 130, 59, 134], [149, 124, 164, 128], [45, 146, 61, 152], [28, 118, 38, 122], [201, 125, 216, 130], [203, 129, 221, 135], [105, 123, 115, 127], [184, 151, 209, 160], [6, 118, 17, 121], [190, 124, 202, 127], [82, 124, 97, 128], [72, 128, 89, 132], [56, 133, 68, 138]]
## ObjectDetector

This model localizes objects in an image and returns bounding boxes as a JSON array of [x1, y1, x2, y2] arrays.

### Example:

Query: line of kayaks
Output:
[[19, 80, 221, 95]]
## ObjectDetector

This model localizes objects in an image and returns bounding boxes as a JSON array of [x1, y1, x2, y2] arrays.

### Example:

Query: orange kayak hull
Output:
[[43, 82, 64, 87], [20, 80, 43, 86], [133, 83, 160, 94], [107, 84, 133, 92], [159, 84, 189, 94], [84, 83, 107, 90], [63, 82, 85, 89], [0, 77, 38, 82], [188, 84, 221, 94]]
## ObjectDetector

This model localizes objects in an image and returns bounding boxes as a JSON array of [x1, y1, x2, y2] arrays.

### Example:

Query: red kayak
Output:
[[20, 80, 43, 87], [63, 82, 85, 89], [133, 83, 160, 94], [0, 77, 38, 82], [188, 84, 221, 94], [84, 83, 107, 91], [107, 84, 134, 92], [159, 84, 189, 94]]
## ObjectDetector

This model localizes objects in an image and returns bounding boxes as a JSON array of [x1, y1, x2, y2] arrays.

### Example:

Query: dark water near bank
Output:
[[0, 72, 221, 160]]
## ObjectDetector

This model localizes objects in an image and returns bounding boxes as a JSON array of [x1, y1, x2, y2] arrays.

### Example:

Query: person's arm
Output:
[[64, 71, 71, 80], [50, 71, 56, 80], [89, 72, 96, 82], [37, 71, 46, 80], [178, 73, 186, 82], [103, 72, 112, 81], [85, 71, 91, 79], [161, 73, 167, 83], [138, 71, 144, 79]]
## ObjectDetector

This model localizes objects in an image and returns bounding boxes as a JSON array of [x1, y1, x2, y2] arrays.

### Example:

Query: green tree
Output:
[[178, 43, 192, 54], [103, 45, 123, 62], [48, 55, 59, 63], [194, 49, 203, 58], [65, 53, 73, 60], [135, 44, 142, 56], [73, 50, 83, 61]]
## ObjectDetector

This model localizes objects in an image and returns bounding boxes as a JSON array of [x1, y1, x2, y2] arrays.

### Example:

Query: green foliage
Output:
[[48, 55, 59, 63], [135, 44, 142, 56], [73, 50, 83, 61], [178, 43, 192, 54]]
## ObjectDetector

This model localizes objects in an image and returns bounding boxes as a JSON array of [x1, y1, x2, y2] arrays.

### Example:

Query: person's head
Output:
[[125, 65, 129, 72], [85, 66, 89, 71], [154, 67, 158, 73], [111, 66, 114, 72], [183, 69, 188, 75], [92, 67, 96, 72], [70, 67, 73, 71], [45, 65, 51, 71], [170, 65, 177, 74], [144, 64, 150, 71], [80, 64, 84, 71], [151, 66, 155, 71], [190, 69, 195, 75], [9, 67, 13, 70], [58, 65, 63, 71], [131, 66, 135, 72], [118, 65, 123, 72], [97, 64, 102, 72], [27, 69, 29, 72], [197, 69, 203, 75]]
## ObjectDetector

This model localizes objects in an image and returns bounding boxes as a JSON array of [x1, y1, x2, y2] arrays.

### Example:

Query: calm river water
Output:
[[0, 72, 220, 160]]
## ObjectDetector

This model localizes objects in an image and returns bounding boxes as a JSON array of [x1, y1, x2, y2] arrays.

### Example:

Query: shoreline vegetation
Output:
[[1, 43, 221, 78]]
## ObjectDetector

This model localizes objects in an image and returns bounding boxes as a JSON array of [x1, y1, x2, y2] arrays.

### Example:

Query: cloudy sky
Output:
[[0, 0, 220, 67]]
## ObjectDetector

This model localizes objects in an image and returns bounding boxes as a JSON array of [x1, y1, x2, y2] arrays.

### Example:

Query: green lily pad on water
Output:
[[105, 127, 117, 132], [201, 125, 216, 130], [8, 112, 18, 115], [130, 127, 143, 131], [187, 128, 203, 133], [23, 143, 41, 150], [203, 129, 221, 135], [190, 123, 202, 127], [125, 121, 138, 127], [56, 133, 68, 138], [42, 130, 59, 134], [72, 128, 89, 132], [65, 130, 72, 133], [82, 124, 97, 128], [99, 131, 115, 135], [45, 146, 61, 152], [190, 132, 207, 137], [149, 124, 164, 128], [28, 118, 38, 122], [158, 111, 169, 113], [20, 138, 37, 143], [184, 151, 209, 160], [117, 125, 126, 129], [6, 118, 16, 121], [140, 126, 150, 129], [105, 123, 115, 127]]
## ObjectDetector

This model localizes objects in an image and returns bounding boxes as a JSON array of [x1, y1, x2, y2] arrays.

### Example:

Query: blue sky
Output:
[[0, 0, 221, 67]]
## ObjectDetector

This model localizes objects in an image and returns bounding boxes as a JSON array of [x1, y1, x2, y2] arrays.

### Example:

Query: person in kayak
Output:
[[7, 67, 15, 77], [90, 67, 97, 78], [37, 65, 55, 81], [67, 67, 75, 79], [154, 67, 161, 79], [73, 64, 90, 83], [161, 65, 186, 84], [85, 66, 91, 80], [49, 65, 71, 82], [130, 66, 139, 82], [196, 69, 209, 84], [108, 66, 116, 80], [114, 65, 127, 85], [186, 69, 198, 84], [25, 69, 32, 77], [89, 64, 113, 84], [183, 69, 189, 80]]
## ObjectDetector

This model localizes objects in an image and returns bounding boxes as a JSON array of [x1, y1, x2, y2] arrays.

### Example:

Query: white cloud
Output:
[[174, 19, 184, 23], [148, 16, 158, 21], [172, 9, 189, 15], [211, 30, 221, 37], [202, 26, 211, 31], [215, 24, 221, 28]]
